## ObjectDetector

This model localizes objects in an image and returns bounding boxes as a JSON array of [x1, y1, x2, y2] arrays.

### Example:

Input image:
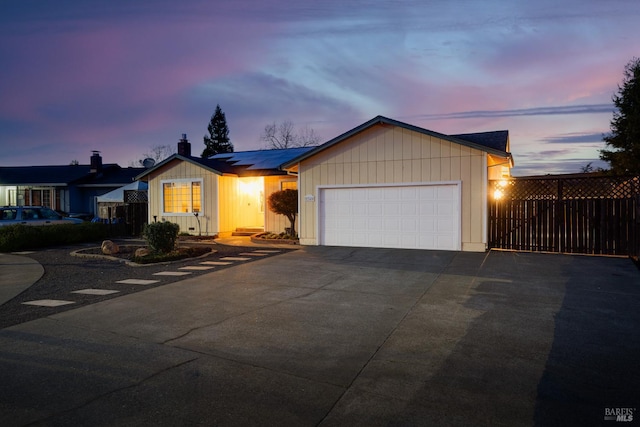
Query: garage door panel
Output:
[[368, 203, 383, 215], [401, 218, 417, 232], [401, 187, 417, 200], [400, 202, 417, 215], [367, 188, 383, 200], [383, 217, 400, 231], [438, 185, 455, 199], [418, 187, 435, 199], [384, 204, 400, 215], [437, 202, 454, 215], [419, 203, 435, 215], [320, 184, 460, 250]]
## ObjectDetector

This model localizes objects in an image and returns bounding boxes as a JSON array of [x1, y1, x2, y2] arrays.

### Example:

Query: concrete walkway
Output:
[[0, 253, 43, 305], [0, 236, 296, 307], [0, 247, 638, 426]]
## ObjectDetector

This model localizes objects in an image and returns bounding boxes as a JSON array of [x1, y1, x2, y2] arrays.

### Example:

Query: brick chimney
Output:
[[90, 150, 102, 173], [177, 133, 191, 156]]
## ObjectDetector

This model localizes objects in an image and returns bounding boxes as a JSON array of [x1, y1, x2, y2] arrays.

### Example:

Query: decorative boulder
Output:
[[101, 240, 119, 255], [135, 247, 150, 258]]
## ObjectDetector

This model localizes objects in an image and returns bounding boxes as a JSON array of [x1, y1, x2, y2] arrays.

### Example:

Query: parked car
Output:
[[0, 206, 83, 227]]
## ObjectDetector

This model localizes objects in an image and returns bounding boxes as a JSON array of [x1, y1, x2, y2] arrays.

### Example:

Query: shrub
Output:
[[268, 189, 298, 237], [142, 221, 180, 253], [0, 222, 124, 252]]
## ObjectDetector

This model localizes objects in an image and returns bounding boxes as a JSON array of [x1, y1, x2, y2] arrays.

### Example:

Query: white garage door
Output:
[[319, 184, 460, 250]]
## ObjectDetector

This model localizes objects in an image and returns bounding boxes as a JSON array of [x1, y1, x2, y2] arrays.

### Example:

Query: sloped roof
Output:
[[75, 166, 144, 186], [211, 147, 315, 171], [0, 165, 89, 185], [281, 115, 512, 169], [0, 164, 143, 186], [451, 130, 509, 152], [136, 147, 315, 180]]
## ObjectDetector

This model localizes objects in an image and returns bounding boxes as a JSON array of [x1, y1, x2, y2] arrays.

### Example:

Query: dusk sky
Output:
[[1, 0, 637, 176]]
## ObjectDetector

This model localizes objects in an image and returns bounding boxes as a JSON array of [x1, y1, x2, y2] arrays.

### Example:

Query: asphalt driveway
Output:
[[0, 247, 638, 426]]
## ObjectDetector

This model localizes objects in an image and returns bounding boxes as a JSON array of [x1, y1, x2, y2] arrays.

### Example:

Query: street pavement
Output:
[[0, 246, 638, 426]]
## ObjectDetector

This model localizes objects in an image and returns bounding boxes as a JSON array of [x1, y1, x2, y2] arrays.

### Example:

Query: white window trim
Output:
[[160, 178, 204, 216]]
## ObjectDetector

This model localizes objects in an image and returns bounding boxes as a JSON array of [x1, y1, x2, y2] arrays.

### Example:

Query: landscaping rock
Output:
[[135, 247, 150, 257], [101, 240, 120, 255]]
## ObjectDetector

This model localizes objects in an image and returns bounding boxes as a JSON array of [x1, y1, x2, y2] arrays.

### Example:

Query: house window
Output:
[[7, 189, 16, 205], [281, 181, 297, 191], [162, 179, 202, 214], [22, 188, 52, 208]]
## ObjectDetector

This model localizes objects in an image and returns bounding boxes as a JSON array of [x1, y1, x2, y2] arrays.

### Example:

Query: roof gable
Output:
[[135, 154, 239, 180], [281, 115, 512, 169]]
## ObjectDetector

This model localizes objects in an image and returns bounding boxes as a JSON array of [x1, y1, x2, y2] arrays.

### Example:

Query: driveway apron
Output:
[[0, 247, 638, 426]]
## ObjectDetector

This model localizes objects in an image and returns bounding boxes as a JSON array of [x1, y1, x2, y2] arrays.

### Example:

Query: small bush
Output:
[[142, 221, 180, 253], [0, 222, 124, 252]]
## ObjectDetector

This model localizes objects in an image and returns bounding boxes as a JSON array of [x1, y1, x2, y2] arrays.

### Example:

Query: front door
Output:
[[237, 177, 264, 228]]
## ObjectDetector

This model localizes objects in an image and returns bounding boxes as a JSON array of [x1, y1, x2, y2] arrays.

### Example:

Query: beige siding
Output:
[[146, 160, 220, 236], [297, 124, 489, 251], [217, 175, 238, 235]]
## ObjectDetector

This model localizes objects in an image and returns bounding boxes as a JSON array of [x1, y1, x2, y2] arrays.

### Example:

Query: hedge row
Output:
[[0, 223, 127, 252]]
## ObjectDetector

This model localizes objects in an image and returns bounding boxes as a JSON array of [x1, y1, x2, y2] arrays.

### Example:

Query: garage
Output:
[[281, 116, 513, 252], [319, 183, 461, 250]]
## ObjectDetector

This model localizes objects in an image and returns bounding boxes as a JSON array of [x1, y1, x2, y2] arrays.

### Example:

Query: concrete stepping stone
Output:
[[22, 299, 75, 307], [239, 252, 269, 256], [71, 289, 120, 296], [200, 261, 232, 266], [115, 279, 160, 285], [11, 251, 36, 255], [219, 257, 251, 261], [178, 266, 214, 271], [252, 250, 281, 253], [153, 271, 192, 276]]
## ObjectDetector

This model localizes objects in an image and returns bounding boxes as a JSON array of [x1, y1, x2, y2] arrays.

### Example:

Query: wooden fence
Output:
[[488, 175, 640, 257]]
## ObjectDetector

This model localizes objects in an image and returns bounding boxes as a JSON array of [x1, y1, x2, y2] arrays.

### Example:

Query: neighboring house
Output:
[[0, 151, 144, 217], [135, 135, 313, 236], [281, 115, 513, 252]]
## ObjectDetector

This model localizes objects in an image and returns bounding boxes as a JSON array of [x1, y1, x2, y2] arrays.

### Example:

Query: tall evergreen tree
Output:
[[600, 57, 640, 175], [202, 104, 233, 158]]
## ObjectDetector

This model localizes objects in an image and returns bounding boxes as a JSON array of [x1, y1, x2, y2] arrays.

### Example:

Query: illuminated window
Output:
[[281, 181, 297, 190], [162, 179, 203, 214], [7, 189, 16, 205]]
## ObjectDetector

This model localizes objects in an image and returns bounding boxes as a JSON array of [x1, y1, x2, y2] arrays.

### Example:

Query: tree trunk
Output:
[[287, 214, 296, 236]]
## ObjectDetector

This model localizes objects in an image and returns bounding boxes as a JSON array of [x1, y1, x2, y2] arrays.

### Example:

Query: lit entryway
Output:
[[318, 184, 461, 250]]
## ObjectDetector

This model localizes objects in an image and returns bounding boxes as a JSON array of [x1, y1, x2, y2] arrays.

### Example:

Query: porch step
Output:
[[232, 227, 264, 236]]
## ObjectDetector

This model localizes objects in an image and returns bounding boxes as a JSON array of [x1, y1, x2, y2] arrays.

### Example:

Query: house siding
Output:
[[297, 124, 489, 251], [217, 175, 238, 236], [146, 160, 220, 236]]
